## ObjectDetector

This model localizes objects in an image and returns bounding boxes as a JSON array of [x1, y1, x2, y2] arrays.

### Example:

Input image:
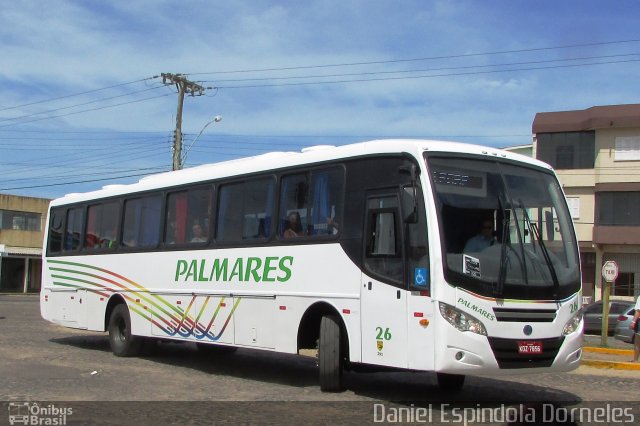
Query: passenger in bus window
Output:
[[464, 219, 495, 253], [100, 229, 117, 248], [283, 212, 304, 238], [85, 233, 100, 249], [123, 239, 137, 248], [326, 216, 339, 235], [190, 221, 207, 243]]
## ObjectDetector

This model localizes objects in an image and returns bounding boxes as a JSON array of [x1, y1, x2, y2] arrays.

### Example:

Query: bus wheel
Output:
[[108, 304, 142, 357], [436, 372, 465, 391], [318, 315, 344, 392]]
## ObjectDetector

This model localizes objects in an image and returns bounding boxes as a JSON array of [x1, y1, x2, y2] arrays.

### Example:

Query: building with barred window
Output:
[[0, 194, 50, 293], [531, 104, 640, 303]]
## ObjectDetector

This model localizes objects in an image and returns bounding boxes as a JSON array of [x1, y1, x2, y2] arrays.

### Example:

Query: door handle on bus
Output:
[[397, 290, 401, 299], [368, 282, 372, 290]]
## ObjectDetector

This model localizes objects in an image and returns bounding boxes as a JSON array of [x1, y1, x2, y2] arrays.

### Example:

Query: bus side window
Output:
[[64, 207, 83, 252], [165, 187, 211, 245], [370, 212, 397, 255], [243, 179, 274, 240], [47, 209, 64, 254], [217, 178, 274, 242], [278, 168, 343, 238], [279, 174, 308, 238], [217, 182, 244, 241], [364, 196, 403, 285], [85, 202, 119, 250], [309, 169, 343, 236], [122, 195, 162, 248]]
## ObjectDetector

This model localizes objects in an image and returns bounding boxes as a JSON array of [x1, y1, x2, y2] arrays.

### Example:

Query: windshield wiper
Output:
[[496, 193, 527, 298], [519, 198, 538, 255], [496, 194, 509, 297], [518, 199, 560, 297]]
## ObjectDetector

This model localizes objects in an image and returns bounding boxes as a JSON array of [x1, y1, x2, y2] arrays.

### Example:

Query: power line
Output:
[[0, 166, 168, 184], [0, 136, 170, 171], [0, 86, 167, 124], [214, 58, 640, 89], [0, 92, 173, 128], [0, 146, 162, 174], [0, 144, 152, 151], [201, 53, 640, 85], [0, 139, 164, 165], [188, 39, 640, 76], [1, 39, 637, 129], [189, 132, 532, 139], [0, 129, 171, 134], [0, 76, 160, 112], [0, 134, 172, 143], [0, 170, 165, 191], [0, 130, 529, 140], [1, 40, 636, 131]]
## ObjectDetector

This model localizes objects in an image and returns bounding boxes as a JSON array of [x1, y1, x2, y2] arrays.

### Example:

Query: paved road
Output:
[[1, 295, 639, 424]]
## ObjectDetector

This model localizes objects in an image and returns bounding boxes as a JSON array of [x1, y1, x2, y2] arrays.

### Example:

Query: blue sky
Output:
[[1, 0, 639, 198]]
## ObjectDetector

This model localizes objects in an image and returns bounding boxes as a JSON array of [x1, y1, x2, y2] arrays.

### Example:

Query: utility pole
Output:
[[161, 73, 206, 170]]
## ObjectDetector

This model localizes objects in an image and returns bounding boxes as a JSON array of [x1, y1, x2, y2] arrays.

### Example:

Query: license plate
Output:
[[518, 341, 543, 354]]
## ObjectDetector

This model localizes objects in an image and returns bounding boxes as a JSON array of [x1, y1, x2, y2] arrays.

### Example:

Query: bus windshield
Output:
[[427, 155, 580, 300]]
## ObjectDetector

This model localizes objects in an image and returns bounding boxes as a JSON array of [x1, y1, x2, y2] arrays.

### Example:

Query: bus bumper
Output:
[[436, 329, 583, 376]]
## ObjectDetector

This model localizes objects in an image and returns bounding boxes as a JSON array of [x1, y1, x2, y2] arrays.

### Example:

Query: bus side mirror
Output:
[[401, 185, 418, 224]]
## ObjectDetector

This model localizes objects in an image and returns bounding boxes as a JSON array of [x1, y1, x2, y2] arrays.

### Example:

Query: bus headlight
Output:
[[562, 308, 583, 336], [439, 302, 487, 336]]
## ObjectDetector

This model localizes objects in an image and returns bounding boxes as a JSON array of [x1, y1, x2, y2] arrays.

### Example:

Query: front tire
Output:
[[318, 315, 344, 392], [108, 304, 142, 357]]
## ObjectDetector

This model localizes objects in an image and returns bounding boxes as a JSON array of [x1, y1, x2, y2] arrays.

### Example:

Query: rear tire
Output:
[[108, 304, 142, 357], [318, 315, 344, 392], [436, 372, 465, 391]]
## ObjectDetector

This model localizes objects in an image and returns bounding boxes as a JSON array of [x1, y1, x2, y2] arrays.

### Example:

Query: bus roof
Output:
[[51, 139, 551, 206]]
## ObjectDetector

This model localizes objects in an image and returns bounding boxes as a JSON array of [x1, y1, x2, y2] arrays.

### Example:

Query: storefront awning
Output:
[[0, 244, 42, 257]]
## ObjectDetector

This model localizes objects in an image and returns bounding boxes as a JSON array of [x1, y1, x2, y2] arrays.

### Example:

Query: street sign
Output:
[[602, 260, 619, 283], [600, 260, 619, 346]]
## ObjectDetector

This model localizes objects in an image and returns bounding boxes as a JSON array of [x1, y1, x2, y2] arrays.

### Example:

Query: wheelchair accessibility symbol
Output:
[[414, 268, 428, 287]]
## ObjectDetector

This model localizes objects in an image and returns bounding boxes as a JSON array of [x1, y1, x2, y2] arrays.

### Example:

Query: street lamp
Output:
[[181, 115, 222, 167]]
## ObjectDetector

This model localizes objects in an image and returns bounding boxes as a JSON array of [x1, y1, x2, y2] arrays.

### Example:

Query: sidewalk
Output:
[[582, 334, 639, 370]]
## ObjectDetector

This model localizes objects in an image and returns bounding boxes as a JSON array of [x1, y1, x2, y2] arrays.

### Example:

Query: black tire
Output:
[[436, 372, 465, 391], [196, 342, 238, 355], [318, 315, 344, 392], [108, 304, 143, 357]]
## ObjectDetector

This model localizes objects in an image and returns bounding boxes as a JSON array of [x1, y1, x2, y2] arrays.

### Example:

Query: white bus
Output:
[[40, 139, 583, 391]]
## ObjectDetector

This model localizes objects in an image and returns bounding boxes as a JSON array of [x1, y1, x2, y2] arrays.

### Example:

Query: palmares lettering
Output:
[[175, 256, 294, 283], [457, 296, 496, 321]]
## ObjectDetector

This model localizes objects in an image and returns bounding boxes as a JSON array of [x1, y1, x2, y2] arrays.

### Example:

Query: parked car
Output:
[[614, 305, 637, 344], [583, 300, 635, 335]]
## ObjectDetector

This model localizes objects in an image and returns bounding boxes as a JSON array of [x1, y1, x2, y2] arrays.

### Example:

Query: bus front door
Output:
[[360, 194, 408, 368]]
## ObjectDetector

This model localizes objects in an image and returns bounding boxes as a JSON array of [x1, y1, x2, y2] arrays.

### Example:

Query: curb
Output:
[[583, 346, 633, 356], [582, 346, 639, 370], [581, 359, 640, 370]]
